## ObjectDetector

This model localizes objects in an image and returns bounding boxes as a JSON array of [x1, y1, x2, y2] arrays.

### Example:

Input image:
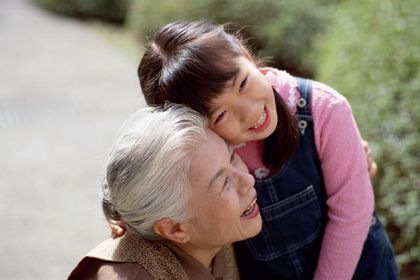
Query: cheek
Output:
[[196, 206, 235, 236], [260, 77, 274, 98], [213, 125, 241, 145], [219, 191, 241, 218], [254, 72, 270, 88], [206, 191, 236, 213], [198, 193, 232, 216]]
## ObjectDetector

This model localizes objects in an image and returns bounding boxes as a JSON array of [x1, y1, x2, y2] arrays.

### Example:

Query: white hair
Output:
[[102, 104, 208, 239]]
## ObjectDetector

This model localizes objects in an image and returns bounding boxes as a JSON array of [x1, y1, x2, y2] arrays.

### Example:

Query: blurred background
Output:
[[1, 0, 418, 278]]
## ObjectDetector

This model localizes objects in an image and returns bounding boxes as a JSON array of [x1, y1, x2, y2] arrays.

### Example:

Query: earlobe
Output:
[[153, 218, 190, 244]]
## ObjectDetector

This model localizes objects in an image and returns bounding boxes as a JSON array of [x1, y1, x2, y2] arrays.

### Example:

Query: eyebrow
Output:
[[208, 105, 221, 117], [208, 143, 234, 190], [208, 72, 242, 117], [208, 167, 226, 190], [230, 71, 241, 89]]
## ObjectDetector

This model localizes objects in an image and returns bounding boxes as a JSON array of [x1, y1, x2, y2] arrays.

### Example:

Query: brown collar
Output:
[[87, 232, 187, 280], [86, 232, 236, 279], [162, 240, 228, 279]]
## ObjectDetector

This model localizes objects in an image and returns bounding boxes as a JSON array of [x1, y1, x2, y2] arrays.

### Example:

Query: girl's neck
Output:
[[235, 139, 266, 173]]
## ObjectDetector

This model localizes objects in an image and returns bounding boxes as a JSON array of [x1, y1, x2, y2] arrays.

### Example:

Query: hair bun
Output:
[[102, 181, 121, 221]]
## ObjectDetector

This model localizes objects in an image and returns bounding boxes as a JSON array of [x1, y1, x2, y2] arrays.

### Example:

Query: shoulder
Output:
[[68, 257, 153, 280], [310, 80, 357, 137], [260, 67, 351, 113], [311, 80, 350, 111], [69, 234, 188, 279]]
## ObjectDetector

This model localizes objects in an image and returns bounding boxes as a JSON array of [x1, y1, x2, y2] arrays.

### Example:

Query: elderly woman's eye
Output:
[[222, 176, 230, 189]]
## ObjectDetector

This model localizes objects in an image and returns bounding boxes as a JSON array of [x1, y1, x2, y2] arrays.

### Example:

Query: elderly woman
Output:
[[69, 104, 262, 279]]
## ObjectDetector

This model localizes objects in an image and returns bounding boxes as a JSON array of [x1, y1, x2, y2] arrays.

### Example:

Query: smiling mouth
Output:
[[241, 198, 257, 217], [249, 106, 270, 132]]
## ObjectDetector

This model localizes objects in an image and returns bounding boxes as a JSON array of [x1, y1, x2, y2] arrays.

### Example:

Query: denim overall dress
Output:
[[234, 78, 399, 279]]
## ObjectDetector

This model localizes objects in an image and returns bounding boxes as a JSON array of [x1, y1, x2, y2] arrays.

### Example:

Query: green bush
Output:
[[127, 0, 340, 76], [36, 0, 418, 274], [316, 0, 419, 274], [34, 0, 129, 23], [130, 0, 419, 275]]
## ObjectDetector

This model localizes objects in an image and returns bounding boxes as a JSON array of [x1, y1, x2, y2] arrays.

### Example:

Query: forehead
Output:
[[194, 129, 228, 163], [214, 56, 253, 94], [189, 129, 229, 183], [206, 57, 253, 115]]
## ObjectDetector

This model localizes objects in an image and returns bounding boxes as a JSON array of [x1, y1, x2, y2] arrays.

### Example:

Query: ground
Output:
[[0, 0, 145, 278]]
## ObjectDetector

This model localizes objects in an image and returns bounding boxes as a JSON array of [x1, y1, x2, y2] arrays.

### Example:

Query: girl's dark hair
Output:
[[138, 20, 297, 168]]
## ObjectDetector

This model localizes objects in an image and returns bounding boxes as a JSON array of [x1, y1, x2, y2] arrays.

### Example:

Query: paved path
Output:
[[0, 0, 145, 278]]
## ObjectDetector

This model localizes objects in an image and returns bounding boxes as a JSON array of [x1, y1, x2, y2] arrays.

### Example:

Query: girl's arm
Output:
[[311, 81, 374, 280]]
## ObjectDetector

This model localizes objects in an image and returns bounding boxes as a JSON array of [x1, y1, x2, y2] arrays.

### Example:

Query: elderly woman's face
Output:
[[185, 129, 262, 248]]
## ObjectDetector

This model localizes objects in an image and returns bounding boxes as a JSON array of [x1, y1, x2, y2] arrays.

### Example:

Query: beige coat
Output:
[[68, 232, 240, 280]]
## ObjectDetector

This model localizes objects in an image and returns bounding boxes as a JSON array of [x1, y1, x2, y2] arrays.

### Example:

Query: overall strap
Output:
[[295, 77, 313, 115], [294, 77, 313, 135]]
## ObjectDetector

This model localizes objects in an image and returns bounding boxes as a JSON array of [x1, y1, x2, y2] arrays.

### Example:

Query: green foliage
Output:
[[316, 0, 420, 274], [34, 0, 419, 274], [127, 0, 340, 76], [34, 0, 129, 23]]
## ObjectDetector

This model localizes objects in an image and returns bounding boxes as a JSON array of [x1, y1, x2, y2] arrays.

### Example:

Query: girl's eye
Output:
[[215, 111, 226, 123], [239, 76, 248, 91]]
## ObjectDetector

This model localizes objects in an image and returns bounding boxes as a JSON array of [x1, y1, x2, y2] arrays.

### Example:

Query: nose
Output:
[[235, 98, 258, 124], [232, 153, 255, 195], [236, 170, 255, 196]]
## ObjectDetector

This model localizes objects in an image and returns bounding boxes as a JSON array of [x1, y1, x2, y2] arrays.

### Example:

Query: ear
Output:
[[153, 218, 190, 244]]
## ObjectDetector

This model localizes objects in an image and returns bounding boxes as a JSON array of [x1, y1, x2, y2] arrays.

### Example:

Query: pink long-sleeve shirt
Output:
[[235, 68, 374, 280]]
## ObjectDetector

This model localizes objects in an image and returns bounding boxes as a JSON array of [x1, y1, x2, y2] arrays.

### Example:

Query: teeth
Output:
[[241, 199, 257, 216], [253, 111, 266, 128]]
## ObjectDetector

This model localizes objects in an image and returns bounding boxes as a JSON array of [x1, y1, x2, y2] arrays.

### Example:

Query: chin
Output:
[[267, 119, 278, 137], [245, 219, 263, 239], [245, 228, 262, 240], [261, 125, 277, 140], [253, 219, 263, 236]]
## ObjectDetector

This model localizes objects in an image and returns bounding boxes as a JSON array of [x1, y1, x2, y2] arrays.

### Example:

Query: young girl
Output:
[[136, 21, 398, 280]]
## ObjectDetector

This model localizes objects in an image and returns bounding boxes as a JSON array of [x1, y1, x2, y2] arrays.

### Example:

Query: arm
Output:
[[311, 82, 374, 280]]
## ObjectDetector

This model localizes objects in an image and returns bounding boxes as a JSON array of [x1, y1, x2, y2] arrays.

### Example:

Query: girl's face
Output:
[[208, 56, 278, 144]]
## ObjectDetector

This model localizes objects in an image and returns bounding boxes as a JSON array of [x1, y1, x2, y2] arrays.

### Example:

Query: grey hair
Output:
[[102, 104, 208, 240]]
